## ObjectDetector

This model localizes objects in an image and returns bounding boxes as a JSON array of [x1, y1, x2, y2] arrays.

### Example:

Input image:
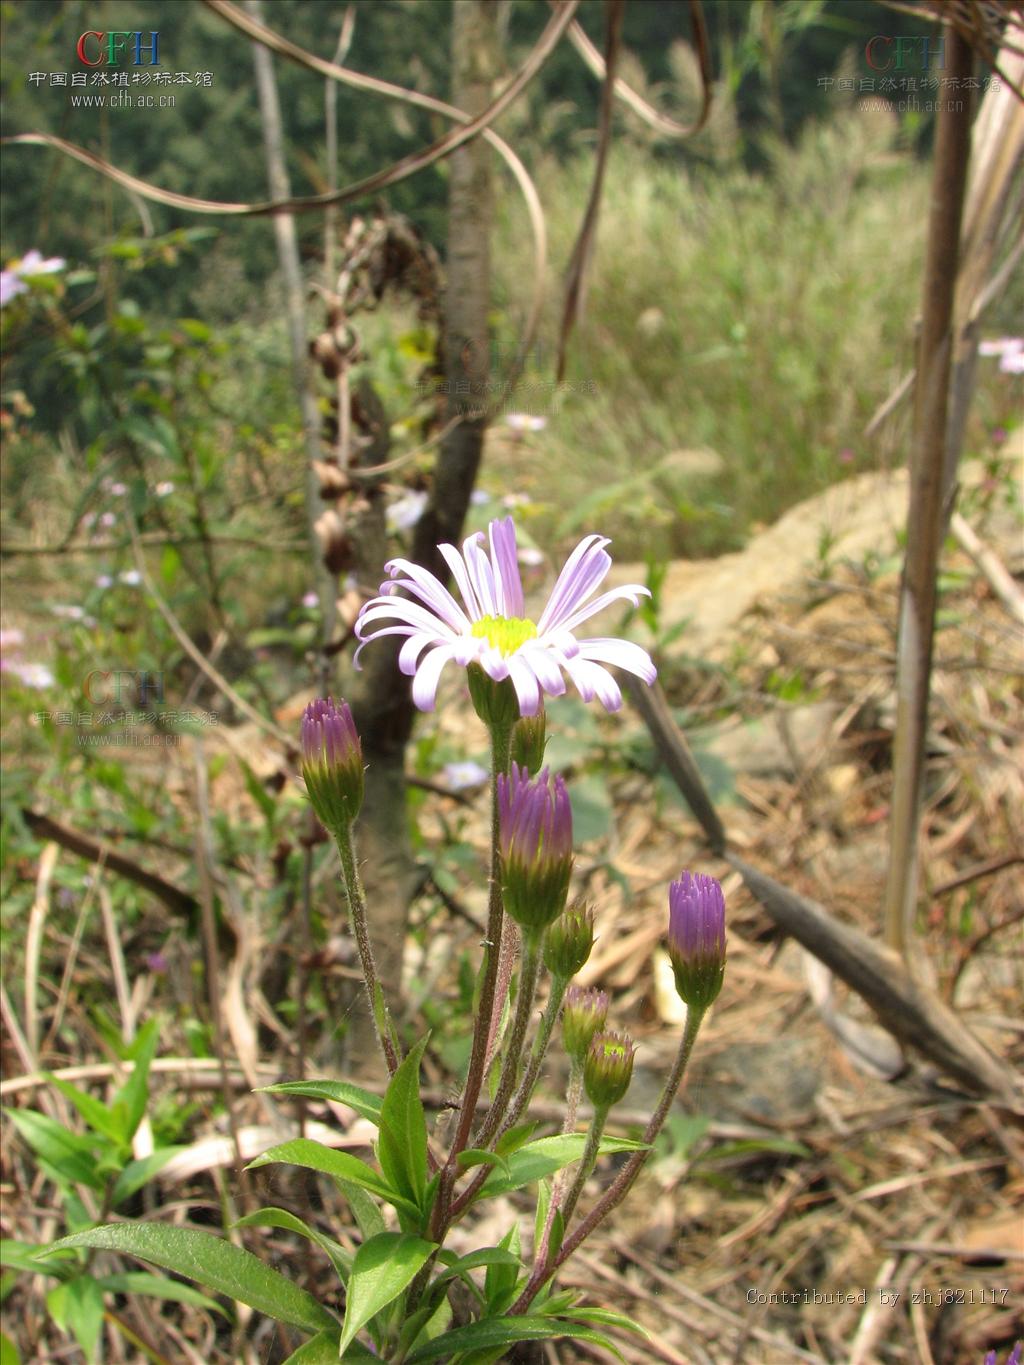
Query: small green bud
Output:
[[583, 1030, 636, 1110], [544, 898, 595, 980], [561, 984, 608, 1065], [511, 709, 547, 776]]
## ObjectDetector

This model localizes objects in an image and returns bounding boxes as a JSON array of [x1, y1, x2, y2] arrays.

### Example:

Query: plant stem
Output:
[[499, 973, 568, 1138], [474, 937, 541, 1149], [558, 1103, 609, 1228], [335, 822, 400, 1076], [513, 1005, 706, 1313], [430, 719, 512, 1238], [446, 973, 568, 1225]]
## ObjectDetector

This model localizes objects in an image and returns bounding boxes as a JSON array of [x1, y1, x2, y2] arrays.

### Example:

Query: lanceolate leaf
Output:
[[246, 1140, 420, 1220], [261, 1079, 382, 1126], [233, 1207, 351, 1278], [96, 1271, 228, 1316], [377, 1037, 429, 1212], [3, 1109, 102, 1190], [338, 1231, 436, 1357], [47, 1224, 336, 1335], [404, 1315, 621, 1363], [481, 1133, 646, 1197]]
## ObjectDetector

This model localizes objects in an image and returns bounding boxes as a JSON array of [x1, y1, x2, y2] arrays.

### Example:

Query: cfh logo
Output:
[[83, 669, 165, 705], [864, 35, 946, 71], [75, 31, 161, 66]]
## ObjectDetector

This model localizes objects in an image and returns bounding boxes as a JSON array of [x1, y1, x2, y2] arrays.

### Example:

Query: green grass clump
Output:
[[492, 109, 931, 559]]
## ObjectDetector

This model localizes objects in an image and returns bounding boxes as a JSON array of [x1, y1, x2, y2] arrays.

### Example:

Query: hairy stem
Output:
[[335, 823, 400, 1075], [430, 719, 512, 1237], [514, 1006, 706, 1313], [474, 937, 541, 1149]]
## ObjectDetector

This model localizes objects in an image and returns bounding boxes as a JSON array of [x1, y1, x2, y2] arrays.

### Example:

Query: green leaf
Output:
[[494, 1122, 537, 1157], [338, 1231, 436, 1357], [560, 1306, 648, 1337], [47, 1275, 105, 1362], [110, 1147, 187, 1207], [455, 1149, 507, 1177], [377, 1037, 429, 1212], [113, 1017, 161, 1142], [47, 1224, 335, 1335], [233, 1207, 350, 1278], [334, 1179, 385, 1241], [261, 1080, 382, 1126], [44, 1075, 123, 1146], [97, 1270, 228, 1316], [0, 1329, 21, 1365], [484, 1224, 521, 1313], [3, 1109, 102, 1190], [404, 1314, 616, 1363], [481, 1133, 646, 1197], [0, 1239, 75, 1278], [281, 1332, 377, 1364], [247, 1140, 419, 1220]]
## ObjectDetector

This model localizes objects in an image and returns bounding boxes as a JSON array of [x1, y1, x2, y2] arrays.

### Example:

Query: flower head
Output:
[[497, 764, 573, 934], [583, 1030, 636, 1109], [544, 898, 596, 980], [561, 984, 608, 1063], [986, 1346, 1022, 1365], [354, 517, 656, 717], [1, 250, 66, 307], [667, 872, 726, 1012], [300, 697, 364, 834]]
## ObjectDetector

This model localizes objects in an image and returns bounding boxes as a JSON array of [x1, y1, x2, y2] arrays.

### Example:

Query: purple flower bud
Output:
[[544, 898, 595, 980], [497, 765, 573, 936], [583, 1030, 636, 1110], [667, 871, 726, 1011], [300, 697, 364, 834], [561, 984, 608, 1064]]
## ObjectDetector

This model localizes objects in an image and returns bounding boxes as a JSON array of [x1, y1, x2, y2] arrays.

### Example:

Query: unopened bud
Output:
[[544, 898, 595, 980], [497, 765, 573, 937], [300, 697, 364, 835], [561, 984, 608, 1064], [511, 709, 546, 775], [666, 871, 726, 1011], [583, 1030, 636, 1110]]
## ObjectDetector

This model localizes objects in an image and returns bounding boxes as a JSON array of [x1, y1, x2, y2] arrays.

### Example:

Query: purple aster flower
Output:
[[354, 516, 655, 716], [300, 697, 364, 834], [986, 1347, 1023, 1365], [667, 871, 727, 1011], [17, 249, 66, 278], [497, 764, 573, 934]]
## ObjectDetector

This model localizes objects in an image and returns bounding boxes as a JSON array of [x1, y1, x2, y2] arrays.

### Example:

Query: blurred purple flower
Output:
[[1, 249, 65, 307], [386, 489, 429, 534], [505, 413, 546, 433], [442, 760, 489, 791], [302, 591, 319, 609], [355, 517, 655, 715], [119, 570, 141, 587], [95, 574, 114, 590], [154, 480, 175, 497]]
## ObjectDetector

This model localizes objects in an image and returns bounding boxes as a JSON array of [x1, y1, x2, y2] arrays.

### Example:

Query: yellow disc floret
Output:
[[471, 614, 538, 655]]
